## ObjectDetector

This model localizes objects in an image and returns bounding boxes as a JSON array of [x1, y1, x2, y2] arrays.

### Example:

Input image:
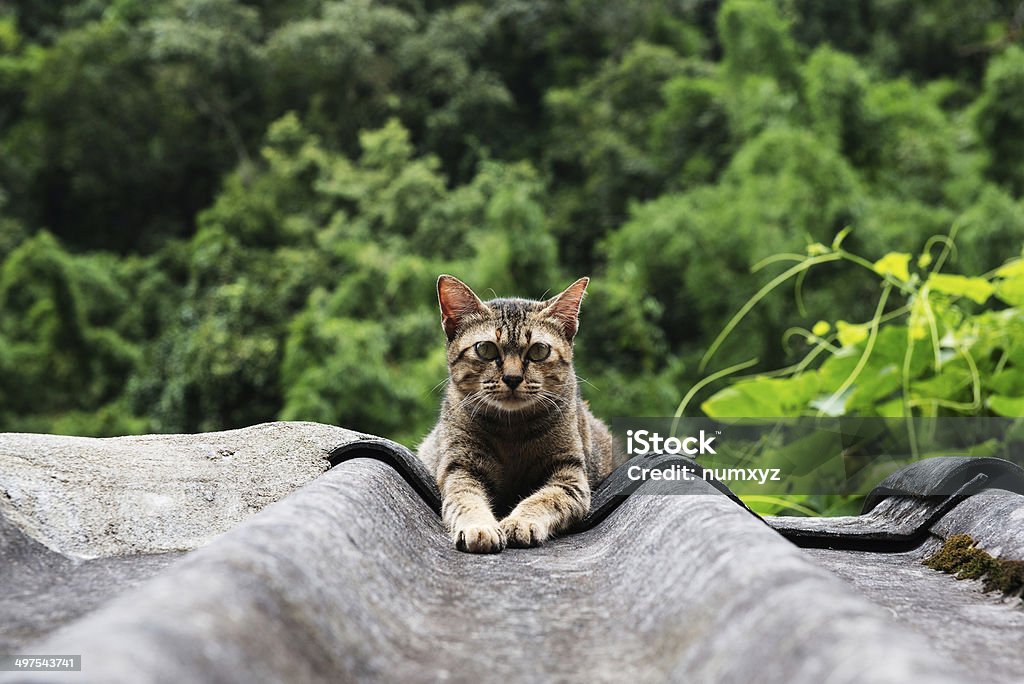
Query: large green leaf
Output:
[[926, 273, 994, 304], [701, 374, 820, 417], [988, 395, 1024, 417], [995, 275, 1024, 306], [873, 252, 912, 282]]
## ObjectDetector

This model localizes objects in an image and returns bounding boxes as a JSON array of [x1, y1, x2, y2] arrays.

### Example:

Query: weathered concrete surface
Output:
[[806, 543, 1024, 684], [0, 422, 372, 558], [762, 458, 1024, 682], [3, 425, 1021, 683], [4, 458, 974, 684], [930, 489, 1024, 561], [766, 495, 947, 547], [0, 515, 181, 652]]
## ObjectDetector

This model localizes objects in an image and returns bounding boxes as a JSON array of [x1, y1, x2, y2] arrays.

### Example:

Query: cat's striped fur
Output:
[[417, 275, 619, 553]]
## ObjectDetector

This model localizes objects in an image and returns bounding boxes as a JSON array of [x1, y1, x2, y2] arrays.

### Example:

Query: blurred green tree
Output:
[[1, 0, 1023, 441]]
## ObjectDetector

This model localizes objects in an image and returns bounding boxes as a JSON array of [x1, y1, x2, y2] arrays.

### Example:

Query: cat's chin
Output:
[[486, 394, 537, 412]]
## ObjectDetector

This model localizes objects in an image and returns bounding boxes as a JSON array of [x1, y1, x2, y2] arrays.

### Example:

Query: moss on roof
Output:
[[925, 534, 1024, 598]]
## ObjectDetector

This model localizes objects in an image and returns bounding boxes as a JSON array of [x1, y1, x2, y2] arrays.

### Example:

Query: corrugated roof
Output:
[[1, 423, 1022, 683]]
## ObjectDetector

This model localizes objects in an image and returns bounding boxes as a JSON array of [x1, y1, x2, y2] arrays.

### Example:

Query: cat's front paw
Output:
[[454, 524, 506, 554], [500, 515, 550, 548]]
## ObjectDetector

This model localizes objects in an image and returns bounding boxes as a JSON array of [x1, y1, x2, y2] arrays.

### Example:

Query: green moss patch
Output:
[[924, 534, 1024, 598]]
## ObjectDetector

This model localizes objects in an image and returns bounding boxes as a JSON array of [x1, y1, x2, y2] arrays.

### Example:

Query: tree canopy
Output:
[[1, 0, 1023, 447]]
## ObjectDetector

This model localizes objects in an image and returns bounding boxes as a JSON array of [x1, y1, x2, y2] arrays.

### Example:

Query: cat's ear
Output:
[[437, 275, 487, 341], [542, 277, 590, 340]]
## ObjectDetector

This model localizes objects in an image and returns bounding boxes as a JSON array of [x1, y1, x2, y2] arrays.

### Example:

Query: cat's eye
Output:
[[475, 341, 500, 361], [526, 342, 551, 362]]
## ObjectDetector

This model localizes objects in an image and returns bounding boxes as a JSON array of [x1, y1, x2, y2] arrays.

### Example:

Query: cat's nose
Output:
[[502, 374, 524, 389]]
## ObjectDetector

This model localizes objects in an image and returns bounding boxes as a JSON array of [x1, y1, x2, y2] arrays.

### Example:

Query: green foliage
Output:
[[701, 235, 1024, 420], [1, 0, 1023, 448], [112, 113, 567, 438], [719, 0, 801, 92], [544, 41, 694, 268], [603, 126, 863, 376], [696, 234, 1024, 514], [786, 0, 1016, 82], [0, 232, 143, 428], [803, 47, 869, 158], [974, 46, 1024, 195], [280, 292, 444, 444]]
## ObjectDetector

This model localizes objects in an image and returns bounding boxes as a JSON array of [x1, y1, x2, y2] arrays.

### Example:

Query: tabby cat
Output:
[[417, 275, 619, 553]]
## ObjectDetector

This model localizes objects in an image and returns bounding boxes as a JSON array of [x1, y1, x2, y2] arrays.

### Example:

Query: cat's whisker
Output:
[[452, 391, 487, 417], [429, 377, 450, 395], [530, 391, 565, 419], [474, 397, 493, 419]]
